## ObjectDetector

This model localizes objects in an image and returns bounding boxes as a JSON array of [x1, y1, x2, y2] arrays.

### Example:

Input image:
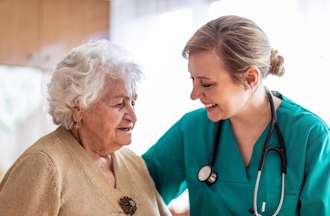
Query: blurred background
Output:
[[0, 0, 329, 214]]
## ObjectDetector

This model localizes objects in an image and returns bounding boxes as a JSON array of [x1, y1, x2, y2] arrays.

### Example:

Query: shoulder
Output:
[[8, 150, 57, 174], [0, 134, 62, 215], [6, 127, 76, 181], [0, 147, 59, 190], [277, 94, 329, 155], [25, 127, 66, 155], [115, 147, 141, 162], [181, 108, 208, 121], [13, 128, 64, 168], [115, 148, 147, 172], [178, 108, 211, 129], [278, 94, 329, 133], [115, 148, 157, 187]]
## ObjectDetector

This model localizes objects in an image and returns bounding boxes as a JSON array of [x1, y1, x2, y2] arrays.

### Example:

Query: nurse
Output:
[[143, 15, 330, 215]]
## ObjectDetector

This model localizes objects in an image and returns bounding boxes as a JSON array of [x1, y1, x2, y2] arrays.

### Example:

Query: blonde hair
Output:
[[182, 15, 285, 82], [47, 40, 143, 129]]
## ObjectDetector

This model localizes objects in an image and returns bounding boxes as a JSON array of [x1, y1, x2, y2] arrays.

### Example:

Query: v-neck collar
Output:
[[56, 127, 128, 212], [217, 119, 272, 183], [216, 92, 285, 183]]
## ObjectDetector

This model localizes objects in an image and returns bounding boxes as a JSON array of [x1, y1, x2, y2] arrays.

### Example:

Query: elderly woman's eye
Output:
[[114, 101, 125, 108], [115, 102, 125, 108], [131, 100, 136, 107]]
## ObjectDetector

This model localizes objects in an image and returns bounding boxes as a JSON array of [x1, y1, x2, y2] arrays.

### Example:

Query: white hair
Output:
[[47, 40, 143, 129]]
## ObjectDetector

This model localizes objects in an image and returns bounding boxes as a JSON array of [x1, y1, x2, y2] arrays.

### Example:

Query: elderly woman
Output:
[[0, 40, 170, 216]]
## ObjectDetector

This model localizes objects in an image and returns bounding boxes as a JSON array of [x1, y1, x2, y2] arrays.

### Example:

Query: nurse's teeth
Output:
[[205, 104, 216, 108]]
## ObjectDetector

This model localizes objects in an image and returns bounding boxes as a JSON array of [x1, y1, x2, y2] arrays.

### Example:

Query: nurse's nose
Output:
[[190, 84, 202, 100]]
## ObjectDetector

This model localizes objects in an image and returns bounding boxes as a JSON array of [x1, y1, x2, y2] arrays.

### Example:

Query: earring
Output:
[[72, 106, 82, 130], [73, 121, 81, 130]]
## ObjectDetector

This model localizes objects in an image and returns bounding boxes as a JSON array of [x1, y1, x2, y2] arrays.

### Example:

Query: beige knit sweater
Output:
[[0, 127, 171, 216]]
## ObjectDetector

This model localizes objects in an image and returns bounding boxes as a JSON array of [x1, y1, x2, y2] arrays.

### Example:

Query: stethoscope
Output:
[[197, 88, 287, 216]]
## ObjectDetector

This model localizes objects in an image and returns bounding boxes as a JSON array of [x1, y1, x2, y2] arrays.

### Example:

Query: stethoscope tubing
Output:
[[254, 171, 285, 216], [253, 89, 287, 215]]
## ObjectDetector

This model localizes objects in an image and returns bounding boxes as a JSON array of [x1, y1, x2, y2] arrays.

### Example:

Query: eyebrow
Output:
[[190, 75, 212, 80], [112, 94, 138, 100], [196, 76, 211, 80]]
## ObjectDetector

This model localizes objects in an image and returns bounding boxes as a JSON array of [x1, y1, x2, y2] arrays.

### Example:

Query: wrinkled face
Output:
[[81, 78, 137, 154], [188, 51, 251, 122]]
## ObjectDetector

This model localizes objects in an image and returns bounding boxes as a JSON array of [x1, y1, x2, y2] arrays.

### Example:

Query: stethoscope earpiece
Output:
[[198, 165, 218, 185]]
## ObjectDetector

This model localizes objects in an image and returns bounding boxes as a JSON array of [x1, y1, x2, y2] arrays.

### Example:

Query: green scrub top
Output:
[[143, 93, 330, 216]]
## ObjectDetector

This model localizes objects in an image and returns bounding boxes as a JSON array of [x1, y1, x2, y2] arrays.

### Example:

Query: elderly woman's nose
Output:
[[124, 105, 137, 122]]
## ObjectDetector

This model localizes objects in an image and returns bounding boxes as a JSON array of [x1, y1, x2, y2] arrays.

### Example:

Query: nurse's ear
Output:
[[242, 66, 261, 90]]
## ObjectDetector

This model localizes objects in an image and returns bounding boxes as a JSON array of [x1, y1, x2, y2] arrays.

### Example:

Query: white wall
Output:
[[111, 0, 330, 209], [111, 0, 330, 156]]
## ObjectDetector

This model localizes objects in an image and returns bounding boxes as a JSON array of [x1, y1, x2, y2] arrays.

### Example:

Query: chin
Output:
[[207, 113, 224, 122], [120, 139, 132, 146], [121, 142, 131, 146]]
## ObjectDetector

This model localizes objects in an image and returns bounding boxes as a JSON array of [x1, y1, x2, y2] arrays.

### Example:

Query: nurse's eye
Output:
[[202, 84, 212, 88], [200, 82, 214, 88], [131, 100, 136, 107]]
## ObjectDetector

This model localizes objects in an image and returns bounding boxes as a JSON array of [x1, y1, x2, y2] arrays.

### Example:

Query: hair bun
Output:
[[270, 49, 285, 76]]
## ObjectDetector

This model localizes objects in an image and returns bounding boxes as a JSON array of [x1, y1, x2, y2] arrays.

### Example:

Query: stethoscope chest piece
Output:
[[198, 165, 218, 185]]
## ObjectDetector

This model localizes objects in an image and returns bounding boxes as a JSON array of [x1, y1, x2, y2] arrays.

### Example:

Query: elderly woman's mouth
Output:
[[117, 127, 133, 132]]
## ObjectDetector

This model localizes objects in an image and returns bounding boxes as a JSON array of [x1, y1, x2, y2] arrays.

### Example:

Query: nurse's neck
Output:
[[230, 86, 281, 129], [230, 86, 282, 166]]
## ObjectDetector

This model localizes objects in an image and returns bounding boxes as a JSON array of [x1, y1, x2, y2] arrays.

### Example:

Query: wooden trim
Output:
[[0, 0, 110, 70]]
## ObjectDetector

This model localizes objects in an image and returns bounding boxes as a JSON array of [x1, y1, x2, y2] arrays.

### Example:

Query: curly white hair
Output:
[[47, 40, 143, 129]]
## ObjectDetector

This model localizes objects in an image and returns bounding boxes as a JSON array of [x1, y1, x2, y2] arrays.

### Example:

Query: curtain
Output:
[[0, 66, 55, 172]]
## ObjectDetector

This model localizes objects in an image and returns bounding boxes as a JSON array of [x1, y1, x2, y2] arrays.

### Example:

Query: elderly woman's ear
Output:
[[72, 106, 83, 129]]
